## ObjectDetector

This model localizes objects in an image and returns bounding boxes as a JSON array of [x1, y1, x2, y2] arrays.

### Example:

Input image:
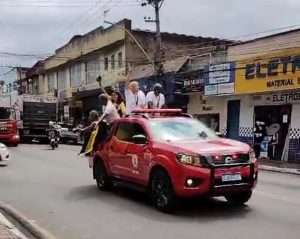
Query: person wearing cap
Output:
[[125, 81, 146, 114], [146, 83, 165, 109]]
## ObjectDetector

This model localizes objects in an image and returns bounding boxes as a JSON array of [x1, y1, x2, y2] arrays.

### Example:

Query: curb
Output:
[[259, 165, 300, 176], [0, 201, 56, 239]]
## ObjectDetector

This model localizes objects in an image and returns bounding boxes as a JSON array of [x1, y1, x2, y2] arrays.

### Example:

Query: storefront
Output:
[[186, 63, 235, 133], [234, 48, 300, 163], [72, 88, 103, 125]]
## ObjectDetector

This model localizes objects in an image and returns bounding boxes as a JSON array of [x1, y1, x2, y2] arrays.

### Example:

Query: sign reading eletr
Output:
[[235, 49, 300, 94], [245, 56, 300, 79]]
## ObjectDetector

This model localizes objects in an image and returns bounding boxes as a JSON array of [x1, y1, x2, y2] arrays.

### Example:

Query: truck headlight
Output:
[[249, 149, 256, 163], [176, 153, 202, 166]]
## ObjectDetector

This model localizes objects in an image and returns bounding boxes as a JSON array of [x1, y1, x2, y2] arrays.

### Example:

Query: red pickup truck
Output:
[[0, 107, 20, 146], [92, 109, 258, 212]]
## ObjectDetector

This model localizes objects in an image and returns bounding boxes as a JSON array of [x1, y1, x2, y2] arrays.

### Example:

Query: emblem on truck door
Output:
[[130, 154, 138, 169]]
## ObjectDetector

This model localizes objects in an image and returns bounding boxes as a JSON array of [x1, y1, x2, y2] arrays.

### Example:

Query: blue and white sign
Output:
[[205, 63, 235, 96], [204, 85, 218, 96]]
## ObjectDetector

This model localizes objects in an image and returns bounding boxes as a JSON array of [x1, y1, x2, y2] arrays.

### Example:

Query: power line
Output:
[[0, 0, 140, 7], [0, 68, 15, 77]]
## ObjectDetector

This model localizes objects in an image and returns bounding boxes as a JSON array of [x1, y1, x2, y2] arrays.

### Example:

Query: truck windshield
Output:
[[149, 118, 217, 142], [0, 108, 14, 120]]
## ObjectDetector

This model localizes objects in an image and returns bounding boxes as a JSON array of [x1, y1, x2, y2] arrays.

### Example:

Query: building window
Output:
[[58, 69, 67, 90], [111, 54, 115, 70], [104, 57, 109, 71], [86, 59, 101, 84], [48, 72, 56, 93], [70, 64, 82, 87], [118, 52, 123, 68]]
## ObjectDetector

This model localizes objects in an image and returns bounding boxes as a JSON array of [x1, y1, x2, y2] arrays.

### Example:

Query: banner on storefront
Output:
[[177, 70, 206, 94], [235, 48, 300, 94], [204, 63, 235, 96], [253, 91, 300, 105]]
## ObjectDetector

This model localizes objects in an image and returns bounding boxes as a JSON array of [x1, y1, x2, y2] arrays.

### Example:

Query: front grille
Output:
[[205, 154, 249, 166]]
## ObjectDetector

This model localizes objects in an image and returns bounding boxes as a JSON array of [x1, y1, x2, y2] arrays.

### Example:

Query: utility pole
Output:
[[142, 0, 164, 74]]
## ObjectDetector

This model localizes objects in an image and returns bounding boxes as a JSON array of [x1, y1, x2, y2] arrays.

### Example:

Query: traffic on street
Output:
[[2, 0, 300, 238], [0, 144, 299, 239]]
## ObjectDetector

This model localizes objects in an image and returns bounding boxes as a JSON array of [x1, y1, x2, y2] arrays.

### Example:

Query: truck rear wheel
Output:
[[225, 191, 252, 206], [94, 160, 111, 191], [150, 169, 176, 213]]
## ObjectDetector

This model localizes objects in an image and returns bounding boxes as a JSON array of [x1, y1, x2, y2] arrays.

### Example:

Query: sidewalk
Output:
[[0, 223, 19, 239], [0, 202, 56, 239], [0, 212, 27, 239], [258, 158, 300, 175]]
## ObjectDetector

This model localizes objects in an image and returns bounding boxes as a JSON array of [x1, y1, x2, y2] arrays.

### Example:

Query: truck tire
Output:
[[225, 191, 252, 206], [150, 169, 176, 213], [94, 160, 111, 191]]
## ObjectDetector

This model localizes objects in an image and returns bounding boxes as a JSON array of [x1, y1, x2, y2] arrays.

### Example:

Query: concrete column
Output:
[[44, 74, 48, 94], [54, 72, 58, 89]]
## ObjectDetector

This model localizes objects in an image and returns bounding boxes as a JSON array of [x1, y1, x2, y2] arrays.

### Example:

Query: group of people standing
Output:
[[99, 80, 165, 123], [78, 80, 166, 157]]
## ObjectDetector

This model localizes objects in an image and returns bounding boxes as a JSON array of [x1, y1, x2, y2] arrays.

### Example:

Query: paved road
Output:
[[0, 144, 300, 239]]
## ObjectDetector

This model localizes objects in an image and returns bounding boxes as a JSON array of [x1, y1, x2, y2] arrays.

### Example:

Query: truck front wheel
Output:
[[225, 191, 252, 206], [150, 169, 176, 213]]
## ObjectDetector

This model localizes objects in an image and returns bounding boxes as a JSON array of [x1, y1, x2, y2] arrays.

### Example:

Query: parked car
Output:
[[57, 124, 81, 145], [91, 109, 258, 212], [0, 143, 10, 166]]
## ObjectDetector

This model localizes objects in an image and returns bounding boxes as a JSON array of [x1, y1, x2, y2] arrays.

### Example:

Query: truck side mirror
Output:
[[132, 134, 147, 145]]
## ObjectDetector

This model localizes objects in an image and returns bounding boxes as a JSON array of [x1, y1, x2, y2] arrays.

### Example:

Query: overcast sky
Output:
[[1, 0, 300, 80]]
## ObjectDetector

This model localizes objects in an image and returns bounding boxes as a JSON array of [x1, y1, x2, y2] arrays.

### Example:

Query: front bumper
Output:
[[0, 134, 20, 144], [172, 162, 258, 198]]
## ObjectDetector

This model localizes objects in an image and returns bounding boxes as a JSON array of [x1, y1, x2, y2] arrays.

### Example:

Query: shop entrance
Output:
[[254, 105, 291, 161], [227, 100, 240, 140]]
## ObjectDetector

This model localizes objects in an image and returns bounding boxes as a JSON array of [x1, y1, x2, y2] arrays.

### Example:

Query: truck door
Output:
[[125, 123, 150, 185], [108, 122, 133, 180]]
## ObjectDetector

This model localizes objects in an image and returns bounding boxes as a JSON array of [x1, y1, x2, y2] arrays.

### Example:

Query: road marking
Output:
[[255, 190, 300, 206]]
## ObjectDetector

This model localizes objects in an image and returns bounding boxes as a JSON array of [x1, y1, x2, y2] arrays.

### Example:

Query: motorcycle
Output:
[[48, 122, 60, 150]]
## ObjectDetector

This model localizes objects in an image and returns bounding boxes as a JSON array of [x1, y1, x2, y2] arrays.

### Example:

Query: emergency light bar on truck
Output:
[[130, 109, 192, 118]]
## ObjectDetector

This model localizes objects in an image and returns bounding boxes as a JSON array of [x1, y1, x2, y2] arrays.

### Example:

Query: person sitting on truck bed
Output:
[[77, 110, 99, 155], [91, 94, 120, 150]]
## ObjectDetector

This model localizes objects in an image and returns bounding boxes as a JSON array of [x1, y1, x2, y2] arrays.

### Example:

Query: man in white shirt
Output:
[[146, 83, 165, 109], [125, 81, 146, 114], [98, 94, 120, 124]]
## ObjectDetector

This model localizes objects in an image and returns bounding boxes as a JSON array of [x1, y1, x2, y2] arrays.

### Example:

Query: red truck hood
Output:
[[165, 138, 250, 155]]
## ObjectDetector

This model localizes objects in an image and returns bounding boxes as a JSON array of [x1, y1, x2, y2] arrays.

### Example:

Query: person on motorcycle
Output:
[[48, 121, 60, 149]]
